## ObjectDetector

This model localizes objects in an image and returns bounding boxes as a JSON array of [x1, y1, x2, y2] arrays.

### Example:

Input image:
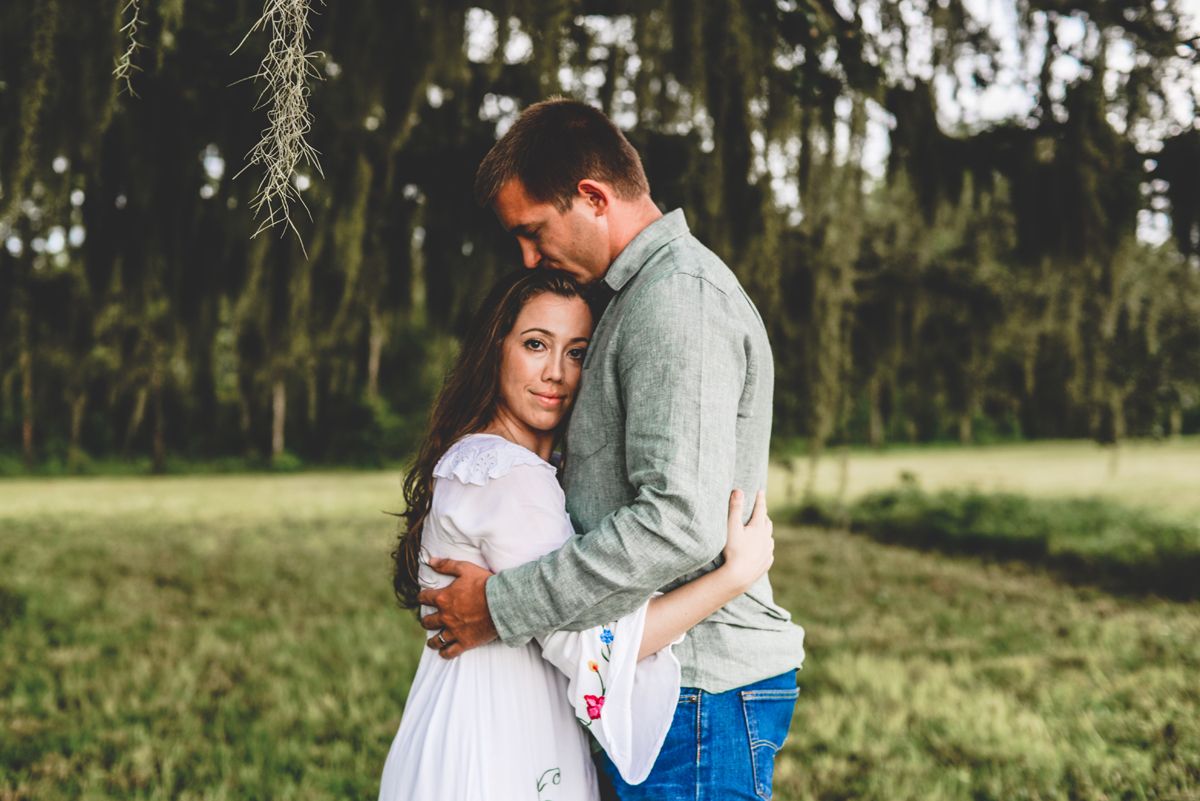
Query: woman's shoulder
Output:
[[432, 433, 558, 487]]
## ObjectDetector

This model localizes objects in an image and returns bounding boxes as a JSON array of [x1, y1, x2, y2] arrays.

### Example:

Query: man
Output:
[[418, 98, 806, 799]]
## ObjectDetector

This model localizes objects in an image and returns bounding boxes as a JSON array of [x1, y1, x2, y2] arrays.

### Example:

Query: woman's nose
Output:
[[543, 355, 564, 382]]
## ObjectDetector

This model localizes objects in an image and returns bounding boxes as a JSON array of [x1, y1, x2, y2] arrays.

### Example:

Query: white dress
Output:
[[378, 434, 683, 801]]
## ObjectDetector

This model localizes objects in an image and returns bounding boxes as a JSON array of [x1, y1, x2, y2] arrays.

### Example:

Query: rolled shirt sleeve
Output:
[[487, 271, 746, 645]]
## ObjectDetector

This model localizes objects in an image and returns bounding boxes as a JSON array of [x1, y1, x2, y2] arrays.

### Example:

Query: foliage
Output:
[[794, 483, 1200, 600], [112, 0, 143, 97], [1, 0, 1199, 472], [1, 475, 1197, 799], [234, 0, 325, 244]]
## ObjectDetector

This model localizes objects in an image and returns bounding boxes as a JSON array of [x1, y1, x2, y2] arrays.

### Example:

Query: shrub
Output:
[[794, 487, 1200, 600]]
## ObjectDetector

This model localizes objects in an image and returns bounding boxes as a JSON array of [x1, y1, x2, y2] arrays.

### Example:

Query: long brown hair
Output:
[[391, 268, 588, 610]]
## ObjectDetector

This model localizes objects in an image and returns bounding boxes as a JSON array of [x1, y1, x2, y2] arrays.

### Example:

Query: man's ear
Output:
[[576, 180, 610, 216]]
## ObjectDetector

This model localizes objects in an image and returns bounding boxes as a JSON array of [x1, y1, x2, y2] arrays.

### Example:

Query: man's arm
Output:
[[487, 271, 748, 645]]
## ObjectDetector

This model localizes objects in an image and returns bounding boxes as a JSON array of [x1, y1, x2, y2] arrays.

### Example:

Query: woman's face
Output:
[[494, 292, 593, 439]]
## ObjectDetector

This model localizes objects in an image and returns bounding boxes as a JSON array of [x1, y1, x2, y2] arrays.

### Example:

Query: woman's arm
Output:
[[637, 489, 773, 660], [529, 487, 771, 784]]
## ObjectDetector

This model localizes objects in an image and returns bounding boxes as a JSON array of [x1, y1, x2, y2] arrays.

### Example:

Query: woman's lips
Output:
[[532, 392, 566, 406]]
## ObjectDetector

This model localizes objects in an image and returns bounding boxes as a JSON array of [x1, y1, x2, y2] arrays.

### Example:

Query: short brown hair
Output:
[[475, 98, 650, 211]]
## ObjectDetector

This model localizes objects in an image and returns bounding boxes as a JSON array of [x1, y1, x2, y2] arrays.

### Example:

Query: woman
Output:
[[378, 269, 774, 801]]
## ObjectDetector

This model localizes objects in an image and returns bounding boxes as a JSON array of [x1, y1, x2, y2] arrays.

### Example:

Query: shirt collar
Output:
[[602, 209, 690, 293]]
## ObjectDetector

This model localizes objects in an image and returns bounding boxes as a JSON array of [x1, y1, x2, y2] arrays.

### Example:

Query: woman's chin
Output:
[[517, 410, 567, 435]]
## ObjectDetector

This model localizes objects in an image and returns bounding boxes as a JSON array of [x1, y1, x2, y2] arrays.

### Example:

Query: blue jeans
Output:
[[597, 671, 799, 801]]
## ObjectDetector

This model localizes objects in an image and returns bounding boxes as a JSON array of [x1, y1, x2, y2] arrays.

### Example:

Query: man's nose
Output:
[[520, 240, 541, 269]]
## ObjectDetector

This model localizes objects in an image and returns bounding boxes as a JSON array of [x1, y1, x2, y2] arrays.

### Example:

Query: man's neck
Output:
[[606, 196, 664, 268]]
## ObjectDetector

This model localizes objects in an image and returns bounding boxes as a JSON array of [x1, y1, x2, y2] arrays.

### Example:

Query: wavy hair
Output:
[[391, 268, 588, 610]]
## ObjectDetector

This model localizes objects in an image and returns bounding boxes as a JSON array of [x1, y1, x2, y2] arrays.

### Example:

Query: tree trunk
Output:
[[1169, 406, 1183, 441], [272, 378, 286, 459], [868, 375, 885, 449], [151, 369, 165, 475], [836, 444, 851, 507], [958, 413, 973, 446], [68, 392, 87, 471], [1110, 387, 1127, 443], [239, 395, 252, 436], [367, 316, 385, 403], [804, 441, 823, 500], [784, 458, 798, 506], [123, 386, 148, 458], [1107, 387, 1125, 478], [20, 306, 34, 468], [1010, 398, 1024, 440]]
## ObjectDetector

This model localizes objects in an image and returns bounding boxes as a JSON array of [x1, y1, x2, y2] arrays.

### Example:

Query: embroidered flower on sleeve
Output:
[[584, 694, 606, 720], [577, 649, 608, 728], [600, 628, 614, 644]]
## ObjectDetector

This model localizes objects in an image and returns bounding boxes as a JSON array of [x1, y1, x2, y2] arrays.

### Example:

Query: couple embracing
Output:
[[377, 99, 806, 800]]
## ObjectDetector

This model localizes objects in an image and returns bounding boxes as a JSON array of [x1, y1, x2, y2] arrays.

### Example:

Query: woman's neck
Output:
[[482, 409, 555, 462]]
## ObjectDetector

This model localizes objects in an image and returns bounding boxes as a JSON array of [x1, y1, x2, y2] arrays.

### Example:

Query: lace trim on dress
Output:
[[433, 434, 557, 486]]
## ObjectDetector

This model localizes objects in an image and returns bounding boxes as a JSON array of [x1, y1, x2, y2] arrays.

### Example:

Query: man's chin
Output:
[[540, 262, 605, 285], [552, 263, 609, 286]]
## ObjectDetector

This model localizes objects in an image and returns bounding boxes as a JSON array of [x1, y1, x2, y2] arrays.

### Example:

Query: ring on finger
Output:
[[436, 630, 448, 646]]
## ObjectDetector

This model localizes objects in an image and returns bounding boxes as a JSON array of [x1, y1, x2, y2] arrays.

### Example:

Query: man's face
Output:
[[492, 179, 610, 284]]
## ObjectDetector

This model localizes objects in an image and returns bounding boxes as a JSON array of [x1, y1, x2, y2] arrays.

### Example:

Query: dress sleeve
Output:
[[443, 461, 682, 785], [435, 463, 574, 571], [536, 611, 682, 786]]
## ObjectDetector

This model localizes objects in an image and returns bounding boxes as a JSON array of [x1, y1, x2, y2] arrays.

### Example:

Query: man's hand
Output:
[[417, 558, 499, 659]]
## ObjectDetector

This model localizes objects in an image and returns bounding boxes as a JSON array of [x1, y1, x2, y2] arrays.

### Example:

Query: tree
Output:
[[1, 0, 1197, 471]]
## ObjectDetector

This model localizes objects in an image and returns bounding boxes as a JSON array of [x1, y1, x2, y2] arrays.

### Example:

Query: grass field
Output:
[[767, 437, 1200, 522], [2, 454, 1198, 800]]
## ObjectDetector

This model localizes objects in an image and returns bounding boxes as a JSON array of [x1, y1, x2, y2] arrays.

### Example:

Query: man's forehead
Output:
[[495, 178, 527, 205], [494, 180, 555, 229]]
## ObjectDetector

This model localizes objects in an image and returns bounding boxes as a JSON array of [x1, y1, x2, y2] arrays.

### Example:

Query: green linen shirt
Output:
[[486, 209, 806, 693]]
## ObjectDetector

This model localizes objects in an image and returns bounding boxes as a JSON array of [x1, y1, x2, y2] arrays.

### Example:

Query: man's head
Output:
[[475, 98, 658, 283]]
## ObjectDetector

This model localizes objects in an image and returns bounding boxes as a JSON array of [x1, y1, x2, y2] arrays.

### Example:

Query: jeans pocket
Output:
[[739, 688, 799, 800]]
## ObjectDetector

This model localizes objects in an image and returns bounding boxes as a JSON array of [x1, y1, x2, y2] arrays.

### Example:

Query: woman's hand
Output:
[[636, 489, 774, 660], [720, 489, 774, 595]]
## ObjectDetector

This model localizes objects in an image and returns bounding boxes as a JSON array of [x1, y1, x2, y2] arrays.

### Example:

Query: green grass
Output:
[[769, 528, 1200, 801], [2, 474, 1198, 800], [766, 436, 1200, 525], [0, 474, 415, 800], [793, 486, 1200, 601]]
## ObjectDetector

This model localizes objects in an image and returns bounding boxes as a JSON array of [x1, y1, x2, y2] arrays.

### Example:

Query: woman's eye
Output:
[[568, 348, 587, 360], [524, 339, 546, 351]]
